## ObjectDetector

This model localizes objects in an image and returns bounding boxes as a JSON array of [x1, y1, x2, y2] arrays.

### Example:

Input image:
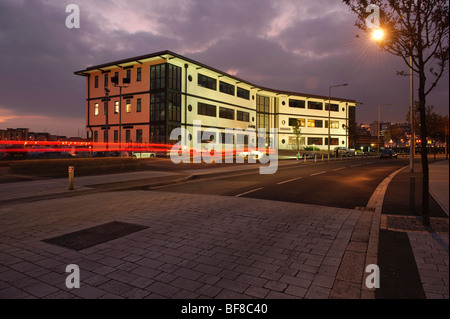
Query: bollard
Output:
[[315, 154, 317, 162], [409, 176, 415, 212], [68, 166, 74, 190], [304, 154, 307, 163], [322, 154, 324, 162]]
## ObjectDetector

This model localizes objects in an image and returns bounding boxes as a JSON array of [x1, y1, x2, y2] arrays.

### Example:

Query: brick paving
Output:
[[0, 190, 371, 299]]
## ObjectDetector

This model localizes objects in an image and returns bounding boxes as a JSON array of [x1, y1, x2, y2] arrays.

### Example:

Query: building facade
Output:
[[75, 50, 358, 151]]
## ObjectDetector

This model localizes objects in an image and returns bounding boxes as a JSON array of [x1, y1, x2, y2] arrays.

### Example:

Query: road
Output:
[[151, 157, 410, 210]]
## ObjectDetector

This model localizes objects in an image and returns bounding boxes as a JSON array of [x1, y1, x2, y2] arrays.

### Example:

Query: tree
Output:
[[406, 102, 449, 144], [343, 0, 449, 226], [385, 123, 404, 147], [292, 120, 302, 160]]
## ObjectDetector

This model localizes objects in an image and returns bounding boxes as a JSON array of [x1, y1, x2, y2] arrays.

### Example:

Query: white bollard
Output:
[[68, 166, 74, 190]]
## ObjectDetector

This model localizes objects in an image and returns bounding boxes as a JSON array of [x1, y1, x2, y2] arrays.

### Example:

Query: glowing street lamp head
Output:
[[371, 28, 385, 42]]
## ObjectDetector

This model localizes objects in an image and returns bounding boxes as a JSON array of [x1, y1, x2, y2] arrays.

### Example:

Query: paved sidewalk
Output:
[[429, 160, 449, 216], [0, 158, 447, 300]]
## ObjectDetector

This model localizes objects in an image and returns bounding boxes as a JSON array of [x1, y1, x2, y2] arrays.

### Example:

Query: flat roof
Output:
[[74, 50, 360, 104]]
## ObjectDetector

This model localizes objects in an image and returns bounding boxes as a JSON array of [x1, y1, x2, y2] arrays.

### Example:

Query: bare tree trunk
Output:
[[418, 66, 430, 226]]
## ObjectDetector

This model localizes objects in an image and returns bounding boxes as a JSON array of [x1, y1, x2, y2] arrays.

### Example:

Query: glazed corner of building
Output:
[[74, 49, 362, 150]]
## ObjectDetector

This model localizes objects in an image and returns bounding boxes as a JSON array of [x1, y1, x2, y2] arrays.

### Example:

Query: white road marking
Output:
[[310, 171, 327, 176], [332, 167, 346, 171], [235, 187, 263, 197], [277, 177, 302, 185], [351, 164, 362, 168]]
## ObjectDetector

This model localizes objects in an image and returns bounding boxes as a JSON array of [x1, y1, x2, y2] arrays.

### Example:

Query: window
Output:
[[325, 138, 339, 145], [114, 130, 118, 143], [114, 101, 119, 114], [198, 74, 216, 90], [308, 101, 323, 110], [126, 70, 131, 82], [126, 99, 131, 113], [168, 64, 182, 91], [289, 99, 305, 108], [93, 131, 98, 142], [308, 137, 323, 145], [325, 121, 339, 129], [237, 87, 250, 100], [94, 103, 99, 116], [325, 103, 339, 112], [289, 118, 305, 127], [125, 130, 131, 143], [112, 72, 119, 85], [219, 107, 234, 120], [137, 67, 142, 82], [168, 92, 181, 122], [136, 98, 141, 112], [307, 119, 323, 128], [150, 92, 165, 121], [94, 76, 99, 88], [103, 130, 108, 143], [237, 110, 250, 122], [136, 129, 143, 143], [289, 136, 305, 145], [219, 81, 235, 96], [150, 124, 165, 143], [104, 74, 108, 87], [198, 102, 216, 117], [150, 64, 166, 90]]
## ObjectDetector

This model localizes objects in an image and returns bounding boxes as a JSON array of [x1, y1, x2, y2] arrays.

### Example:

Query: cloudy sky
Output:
[[0, 0, 448, 137]]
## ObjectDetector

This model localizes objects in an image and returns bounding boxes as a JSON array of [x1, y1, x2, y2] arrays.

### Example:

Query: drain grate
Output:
[[42, 221, 148, 251]]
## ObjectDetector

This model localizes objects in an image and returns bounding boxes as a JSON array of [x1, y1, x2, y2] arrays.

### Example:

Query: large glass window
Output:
[[198, 102, 216, 117], [307, 119, 323, 128], [308, 137, 323, 145], [150, 124, 165, 143], [150, 64, 166, 90], [150, 92, 165, 122], [219, 81, 235, 96], [198, 74, 217, 90], [237, 87, 250, 100], [168, 64, 182, 91], [219, 107, 234, 120], [308, 101, 323, 110], [325, 103, 339, 112], [289, 99, 305, 108], [289, 118, 305, 127], [325, 137, 339, 145], [237, 110, 250, 122], [168, 92, 181, 122], [257, 95, 270, 144], [325, 120, 339, 129]]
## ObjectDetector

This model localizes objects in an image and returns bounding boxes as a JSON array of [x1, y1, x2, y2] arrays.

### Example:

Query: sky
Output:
[[0, 0, 448, 137]]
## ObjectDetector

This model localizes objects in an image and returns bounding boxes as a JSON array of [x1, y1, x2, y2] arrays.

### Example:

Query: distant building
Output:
[[0, 128, 29, 141]]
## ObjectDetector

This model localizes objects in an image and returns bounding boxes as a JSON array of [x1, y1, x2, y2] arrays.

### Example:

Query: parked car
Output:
[[380, 149, 398, 159], [132, 151, 156, 159], [334, 147, 355, 157]]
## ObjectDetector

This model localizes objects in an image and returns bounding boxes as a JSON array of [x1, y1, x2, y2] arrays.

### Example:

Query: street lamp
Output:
[[111, 75, 130, 149], [377, 103, 392, 157], [371, 28, 414, 172], [328, 83, 349, 158]]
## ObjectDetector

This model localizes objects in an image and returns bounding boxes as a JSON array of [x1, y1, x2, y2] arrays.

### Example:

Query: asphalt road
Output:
[[151, 157, 410, 210]]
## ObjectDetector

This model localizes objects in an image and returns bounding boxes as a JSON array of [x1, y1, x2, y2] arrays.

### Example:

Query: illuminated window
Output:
[[126, 100, 131, 113], [94, 103, 99, 116], [289, 118, 305, 127], [307, 119, 323, 127], [114, 101, 119, 114]]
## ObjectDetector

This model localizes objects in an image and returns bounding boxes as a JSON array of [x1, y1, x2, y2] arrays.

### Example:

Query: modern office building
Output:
[[75, 50, 358, 151]]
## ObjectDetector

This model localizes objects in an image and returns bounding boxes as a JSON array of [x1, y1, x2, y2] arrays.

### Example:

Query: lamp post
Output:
[[111, 75, 130, 149], [377, 103, 392, 157], [328, 83, 348, 158]]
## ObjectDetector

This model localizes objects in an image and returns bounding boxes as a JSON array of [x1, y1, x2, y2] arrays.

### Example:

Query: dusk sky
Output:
[[0, 0, 448, 137]]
